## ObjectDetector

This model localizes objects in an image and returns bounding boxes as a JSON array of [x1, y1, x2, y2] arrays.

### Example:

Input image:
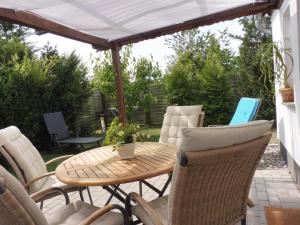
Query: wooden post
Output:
[[111, 44, 127, 123]]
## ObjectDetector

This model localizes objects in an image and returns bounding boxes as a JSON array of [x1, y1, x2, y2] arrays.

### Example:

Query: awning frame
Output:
[[0, 0, 281, 123]]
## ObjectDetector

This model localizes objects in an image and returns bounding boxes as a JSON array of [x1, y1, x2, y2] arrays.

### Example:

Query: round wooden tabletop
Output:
[[55, 142, 177, 186]]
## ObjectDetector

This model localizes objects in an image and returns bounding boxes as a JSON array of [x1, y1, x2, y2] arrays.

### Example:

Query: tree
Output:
[[0, 54, 52, 144], [233, 16, 275, 120], [164, 53, 201, 105], [166, 29, 210, 63], [45, 50, 92, 134], [0, 21, 29, 40], [0, 45, 92, 147], [199, 39, 234, 125], [0, 21, 31, 65], [164, 30, 235, 124], [130, 56, 161, 122], [93, 46, 132, 105], [93, 46, 162, 122]]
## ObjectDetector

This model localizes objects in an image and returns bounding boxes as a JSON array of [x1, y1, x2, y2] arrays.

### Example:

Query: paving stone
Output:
[[257, 191, 269, 201], [256, 183, 267, 191]]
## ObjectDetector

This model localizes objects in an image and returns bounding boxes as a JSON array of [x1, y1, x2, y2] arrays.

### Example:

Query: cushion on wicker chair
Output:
[[180, 120, 273, 152], [0, 126, 48, 194], [0, 165, 49, 225], [46, 201, 123, 225], [0, 165, 125, 225], [132, 196, 168, 225], [159, 105, 203, 146]]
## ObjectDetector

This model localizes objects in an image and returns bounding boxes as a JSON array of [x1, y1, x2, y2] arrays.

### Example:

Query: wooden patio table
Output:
[[55, 142, 177, 203]]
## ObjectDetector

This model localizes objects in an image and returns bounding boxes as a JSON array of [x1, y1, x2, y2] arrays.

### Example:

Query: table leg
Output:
[[141, 173, 172, 197], [139, 181, 143, 196], [103, 185, 126, 204], [104, 173, 172, 205], [159, 173, 172, 197]]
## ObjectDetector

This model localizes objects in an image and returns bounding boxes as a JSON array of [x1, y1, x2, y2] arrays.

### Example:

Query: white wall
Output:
[[272, 0, 300, 166]]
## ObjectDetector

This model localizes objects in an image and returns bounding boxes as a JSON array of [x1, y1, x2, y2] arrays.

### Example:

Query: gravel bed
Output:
[[262, 144, 287, 169]]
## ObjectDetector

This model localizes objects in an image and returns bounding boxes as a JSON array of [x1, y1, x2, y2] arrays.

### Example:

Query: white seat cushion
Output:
[[180, 120, 273, 152], [0, 165, 49, 225], [0, 126, 47, 193], [46, 201, 124, 225], [159, 105, 203, 146], [132, 195, 168, 225]]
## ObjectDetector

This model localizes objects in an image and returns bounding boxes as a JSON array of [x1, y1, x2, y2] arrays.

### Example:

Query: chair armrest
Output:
[[45, 155, 73, 166], [78, 204, 130, 225], [24, 172, 55, 189], [126, 192, 164, 225], [30, 187, 70, 204], [247, 198, 255, 208]]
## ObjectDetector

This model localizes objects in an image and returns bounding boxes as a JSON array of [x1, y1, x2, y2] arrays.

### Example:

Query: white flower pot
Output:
[[117, 143, 135, 159]]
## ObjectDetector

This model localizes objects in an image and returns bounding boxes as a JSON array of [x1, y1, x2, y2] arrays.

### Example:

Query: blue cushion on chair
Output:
[[229, 98, 261, 126]]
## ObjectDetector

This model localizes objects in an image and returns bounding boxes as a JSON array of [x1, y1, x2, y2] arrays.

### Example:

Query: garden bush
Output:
[[0, 39, 92, 149], [165, 32, 235, 125]]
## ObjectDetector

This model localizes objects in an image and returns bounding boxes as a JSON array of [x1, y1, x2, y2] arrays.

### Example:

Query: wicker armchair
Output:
[[159, 105, 205, 146], [139, 105, 205, 197], [0, 165, 129, 225], [0, 126, 92, 208], [127, 120, 273, 225]]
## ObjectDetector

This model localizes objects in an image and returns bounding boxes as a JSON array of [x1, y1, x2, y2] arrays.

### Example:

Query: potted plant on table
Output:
[[104, 118, 145, 159], [259, 41, 294, 102]]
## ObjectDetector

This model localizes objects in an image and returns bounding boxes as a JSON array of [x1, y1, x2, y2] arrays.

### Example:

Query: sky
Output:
[[26, 18, 244, 73]]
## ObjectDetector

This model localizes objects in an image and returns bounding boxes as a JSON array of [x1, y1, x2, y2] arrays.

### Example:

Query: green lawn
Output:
[[141, 127, 160, 142], [42, 152, 69, 172]]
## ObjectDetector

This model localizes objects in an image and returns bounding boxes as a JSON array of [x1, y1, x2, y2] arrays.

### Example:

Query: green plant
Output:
[[259, 41, 293, 88], [104, 118, 145, 150]]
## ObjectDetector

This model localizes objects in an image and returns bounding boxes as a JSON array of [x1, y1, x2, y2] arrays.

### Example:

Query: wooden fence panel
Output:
[[77, 84, 167, 132]]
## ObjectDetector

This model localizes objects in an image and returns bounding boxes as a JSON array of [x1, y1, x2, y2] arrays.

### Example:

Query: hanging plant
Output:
[[258, 41, 294, 102]]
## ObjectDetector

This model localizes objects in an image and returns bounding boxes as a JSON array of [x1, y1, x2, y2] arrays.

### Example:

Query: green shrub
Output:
[[0, 45, 92, 148], [78, 117, 95, 137], [164, 32, 235, 124]]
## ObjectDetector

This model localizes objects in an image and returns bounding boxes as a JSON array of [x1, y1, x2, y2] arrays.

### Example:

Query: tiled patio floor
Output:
[[43, 156, 300, 225]]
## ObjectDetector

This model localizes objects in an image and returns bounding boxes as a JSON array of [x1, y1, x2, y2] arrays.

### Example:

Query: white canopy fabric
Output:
[[0, 0, 260, 42]]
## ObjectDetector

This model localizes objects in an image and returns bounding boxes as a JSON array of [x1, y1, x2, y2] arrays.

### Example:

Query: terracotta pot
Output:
[[279, 87, 294, 103], [117, 143, 135, 159]]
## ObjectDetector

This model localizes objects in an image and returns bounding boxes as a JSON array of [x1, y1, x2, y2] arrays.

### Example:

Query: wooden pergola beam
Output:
[[0, 7, 111, 50], [111, 44, 127, 124], [114, 1, 279, 47]]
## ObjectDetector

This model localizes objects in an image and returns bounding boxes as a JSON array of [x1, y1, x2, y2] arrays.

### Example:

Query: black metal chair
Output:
[[43, 112, 105, 150]]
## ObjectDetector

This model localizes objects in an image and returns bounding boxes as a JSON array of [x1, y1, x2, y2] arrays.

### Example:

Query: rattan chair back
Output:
[[159, 105, 204, 146], [168, 133, 271, 225]]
